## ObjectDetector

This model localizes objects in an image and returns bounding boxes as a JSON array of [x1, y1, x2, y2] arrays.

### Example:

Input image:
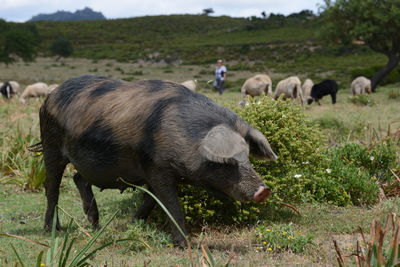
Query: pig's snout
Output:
[[253, 186, 271, 203]]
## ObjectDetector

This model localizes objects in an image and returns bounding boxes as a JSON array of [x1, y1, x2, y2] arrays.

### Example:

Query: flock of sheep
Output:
[[0, 81, 58, 103], [1, 74, 371, 105], [239, 74, 372, 105]]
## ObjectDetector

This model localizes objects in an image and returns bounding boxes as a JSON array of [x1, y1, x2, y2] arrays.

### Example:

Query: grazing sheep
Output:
[[180, 80, 197, 91], [19, 82, 50, 104], [351, 76, 371, 95], [9, 81, 20, 94], [307, 80, 338, 105], [274, 76, 303, 104], [1, 82, 15, 99], [301, 79, 314, 101], [0, 81, 20, 99], [241, 74, 273, 97]]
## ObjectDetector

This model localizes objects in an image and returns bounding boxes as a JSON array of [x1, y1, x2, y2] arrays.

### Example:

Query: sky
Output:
[[0, 0, 323, 22]]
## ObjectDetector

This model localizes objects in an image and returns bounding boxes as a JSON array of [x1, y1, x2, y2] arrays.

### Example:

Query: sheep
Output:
[[9, 81, 20, 94], [0, 81, 20, 98], [351, 76, 371, 95], [19, 82, 50, 104], [180, 80, 197, 91], [301, 79, 314, 101], [307, 80, 338, 105], [274, 76, 303, 104], [241, 74, 273, 97]]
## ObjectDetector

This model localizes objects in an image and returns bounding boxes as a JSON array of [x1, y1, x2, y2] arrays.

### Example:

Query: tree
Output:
[[321, 0, 400, 91], [0, 20, 40, 64], [202, 8, 214, 16], [261, 11, 267, 19], [50, 38, 73, 60]]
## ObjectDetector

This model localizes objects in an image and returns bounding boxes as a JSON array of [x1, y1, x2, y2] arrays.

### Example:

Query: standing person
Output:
[[214, 59, 227, 95]]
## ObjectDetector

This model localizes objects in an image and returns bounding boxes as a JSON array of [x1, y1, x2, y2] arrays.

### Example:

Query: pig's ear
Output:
[[245, 128, 278, 161], [200, 125, 249, 164]]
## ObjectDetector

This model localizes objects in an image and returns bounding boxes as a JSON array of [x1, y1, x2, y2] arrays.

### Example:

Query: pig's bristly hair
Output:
[[199, 125, 249, 164]]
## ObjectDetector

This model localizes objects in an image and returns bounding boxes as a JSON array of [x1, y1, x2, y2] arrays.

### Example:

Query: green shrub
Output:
[[349, 95, 376, 106], [254, 223, 314, 253], [329, 142, 397, 183]]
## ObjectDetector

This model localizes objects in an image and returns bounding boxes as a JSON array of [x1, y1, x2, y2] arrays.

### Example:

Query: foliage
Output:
[[321, 0, 400, 52], [237, 97, 338, 204], [0, 127, 46, 190], [328, 142, 397, 183], [202, 8, 214, 16], [321, 0, 400, 88], [349, 95, 376, 106], [5, 210, 125, 266], [50, 37, 74, 59], [254, 223, 314, 253], [0, 19, 40, 64]]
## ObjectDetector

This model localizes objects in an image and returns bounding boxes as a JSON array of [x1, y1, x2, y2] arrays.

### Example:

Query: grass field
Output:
[[0, 58, 400, 266]]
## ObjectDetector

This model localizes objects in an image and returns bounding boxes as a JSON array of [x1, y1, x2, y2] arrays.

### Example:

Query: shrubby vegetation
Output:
[[0, 19, 40, 64]]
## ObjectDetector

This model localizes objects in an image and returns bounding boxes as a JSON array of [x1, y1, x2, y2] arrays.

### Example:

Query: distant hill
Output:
[[29, 7, 106, 22]]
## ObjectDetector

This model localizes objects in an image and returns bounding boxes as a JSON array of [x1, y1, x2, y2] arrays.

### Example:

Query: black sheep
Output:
[[307, 80, 338, 105]]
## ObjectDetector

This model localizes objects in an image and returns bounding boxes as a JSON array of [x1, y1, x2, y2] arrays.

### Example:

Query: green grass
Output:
[[0, 60, 399, 265]]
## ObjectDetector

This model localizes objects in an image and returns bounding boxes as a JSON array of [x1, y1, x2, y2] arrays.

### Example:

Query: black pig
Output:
[[36, 75, 277, 246]]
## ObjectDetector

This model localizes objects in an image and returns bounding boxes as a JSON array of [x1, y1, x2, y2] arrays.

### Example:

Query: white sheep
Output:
[[19, 82, 50, 104], [301, 79, 314, 101], [351, 76, 371, 95], [241, 74, 273, 97], [274, 76, 303, 105], [180, 80, 197, 91]]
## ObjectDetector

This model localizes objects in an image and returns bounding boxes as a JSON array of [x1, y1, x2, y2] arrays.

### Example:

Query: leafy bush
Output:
[[254, 223, 314, 253], [349, 94, 376, 106], [49, 37, 74, 59], [328, 142, 397, 183]]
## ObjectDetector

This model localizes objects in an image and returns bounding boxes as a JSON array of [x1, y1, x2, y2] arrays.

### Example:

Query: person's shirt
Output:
[[215, 65, 227, 80]]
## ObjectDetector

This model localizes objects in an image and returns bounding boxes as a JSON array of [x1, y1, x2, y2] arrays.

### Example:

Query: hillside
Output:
[[28, 13, 389, 86], [32, 14, 321, 62], [29, 7, 106, 22]]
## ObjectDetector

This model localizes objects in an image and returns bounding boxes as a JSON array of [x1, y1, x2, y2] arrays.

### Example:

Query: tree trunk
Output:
[[371, 52, 399, 92]]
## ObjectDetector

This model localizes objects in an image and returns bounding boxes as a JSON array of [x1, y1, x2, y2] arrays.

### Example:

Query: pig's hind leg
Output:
[[43, 148, 68, 231], [73, 172, 99, 228]]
